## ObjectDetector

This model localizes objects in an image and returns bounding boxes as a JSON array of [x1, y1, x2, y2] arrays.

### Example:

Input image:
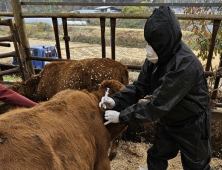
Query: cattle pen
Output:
[[0, 0, 222, 164]]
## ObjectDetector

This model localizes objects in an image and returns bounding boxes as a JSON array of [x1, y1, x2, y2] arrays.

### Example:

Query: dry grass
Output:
[[0, 37, 220, 67]]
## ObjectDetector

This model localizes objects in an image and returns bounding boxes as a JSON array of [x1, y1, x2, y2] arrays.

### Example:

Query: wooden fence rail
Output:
[[20, 2, 222, 7]]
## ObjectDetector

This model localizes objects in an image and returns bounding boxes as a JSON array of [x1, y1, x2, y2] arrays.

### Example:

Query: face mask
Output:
[[146, 45, 158, 64]]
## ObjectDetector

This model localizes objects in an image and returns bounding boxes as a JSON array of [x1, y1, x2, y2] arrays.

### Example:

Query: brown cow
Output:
[[0, 80, 127, 170], [11, 58, 129, 161], [12, 58, 129, 102]]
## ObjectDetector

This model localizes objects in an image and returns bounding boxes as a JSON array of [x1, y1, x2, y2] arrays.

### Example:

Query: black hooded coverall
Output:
[[110, 6, 212, 170]]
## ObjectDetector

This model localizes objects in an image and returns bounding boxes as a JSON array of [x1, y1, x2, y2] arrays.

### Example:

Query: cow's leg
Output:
[[109, 136, 121, 161]]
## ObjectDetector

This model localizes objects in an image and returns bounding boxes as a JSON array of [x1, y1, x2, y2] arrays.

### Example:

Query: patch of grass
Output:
[[3, 74, 22, 82]]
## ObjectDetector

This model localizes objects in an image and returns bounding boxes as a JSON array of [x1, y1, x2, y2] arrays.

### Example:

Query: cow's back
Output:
[[35, 58, 129, 101], [81, 58, 129, 91]]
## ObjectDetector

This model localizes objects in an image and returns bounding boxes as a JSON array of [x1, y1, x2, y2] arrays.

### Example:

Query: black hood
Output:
[[144, 6, 182, 65]]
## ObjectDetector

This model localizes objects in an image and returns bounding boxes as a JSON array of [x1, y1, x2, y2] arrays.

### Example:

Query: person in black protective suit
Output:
[[99, 6, 212, 170]]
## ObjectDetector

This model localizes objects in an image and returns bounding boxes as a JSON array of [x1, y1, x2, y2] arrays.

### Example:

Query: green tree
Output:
[[183, 6, 222, 66], [122, 1, 153, 14], [122, 6, 144, 14]]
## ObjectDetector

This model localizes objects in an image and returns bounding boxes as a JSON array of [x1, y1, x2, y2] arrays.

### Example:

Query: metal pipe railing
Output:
[[62, 18, 70, 60], [29, 56, 68, 62], [205, 20, 221, 71], [100, 18, 106, 58]]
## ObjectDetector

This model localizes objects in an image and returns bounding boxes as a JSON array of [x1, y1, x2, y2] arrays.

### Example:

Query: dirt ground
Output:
[[110, 140, 222, 170], [1, 38, 222, 170]]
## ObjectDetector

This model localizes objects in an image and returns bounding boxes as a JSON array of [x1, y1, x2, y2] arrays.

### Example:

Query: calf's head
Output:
[[11, 75, 41, 101], [93, 79, 127, 141]]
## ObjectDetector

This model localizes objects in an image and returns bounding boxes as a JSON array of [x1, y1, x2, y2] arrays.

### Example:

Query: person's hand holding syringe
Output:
[[99, 88, 116, 109], [99, 88, 120, 125]]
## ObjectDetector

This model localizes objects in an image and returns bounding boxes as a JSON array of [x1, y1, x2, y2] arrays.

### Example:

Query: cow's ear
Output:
[[99, 80, 125, 94]]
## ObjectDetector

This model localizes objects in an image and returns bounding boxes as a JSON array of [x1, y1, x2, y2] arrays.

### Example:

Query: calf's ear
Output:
[[99, 80, 125, 95]]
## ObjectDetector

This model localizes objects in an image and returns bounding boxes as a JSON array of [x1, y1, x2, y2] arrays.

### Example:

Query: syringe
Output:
[[101, 88, 110, 109]]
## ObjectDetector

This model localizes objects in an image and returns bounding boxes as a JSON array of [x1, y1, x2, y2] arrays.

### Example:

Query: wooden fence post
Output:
[[10, 0, 35, 79]]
